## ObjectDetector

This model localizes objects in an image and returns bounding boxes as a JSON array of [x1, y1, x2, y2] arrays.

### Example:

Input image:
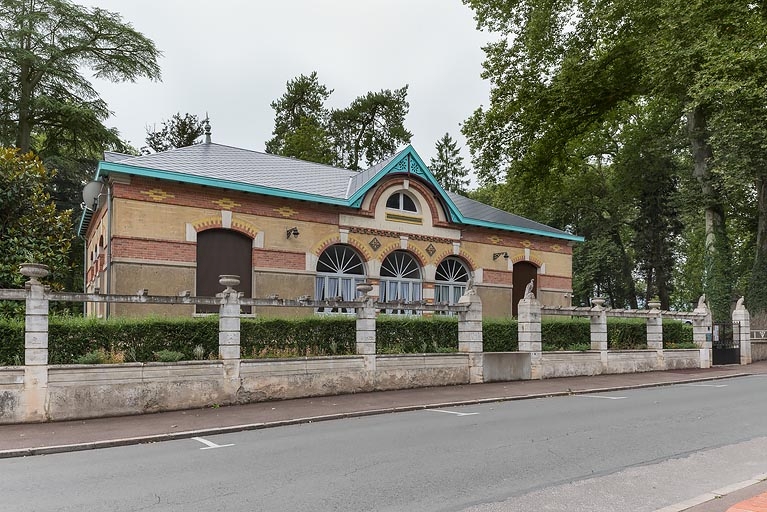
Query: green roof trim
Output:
[[460, 217, 584, 242]]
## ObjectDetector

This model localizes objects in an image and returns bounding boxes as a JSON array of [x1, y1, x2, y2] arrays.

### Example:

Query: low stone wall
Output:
[[1, 354, 471, 424], [483, 353, 532, 382], [540, 349, 702, 379], [0, 368, 23, 422], [752, 341, 767, 362]]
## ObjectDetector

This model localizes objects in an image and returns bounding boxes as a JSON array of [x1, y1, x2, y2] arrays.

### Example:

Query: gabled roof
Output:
[[83, 143, 583, 242]]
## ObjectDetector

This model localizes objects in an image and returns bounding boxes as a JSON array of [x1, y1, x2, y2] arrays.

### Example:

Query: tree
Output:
[[429, 133, 469, 193], [265, 72, 334, 164], [462, 0, 767, 320], [144, 113, 205, 153], [0, 0, 161, 153], [329, 87, 412, 170], [266, 76, 413, 171], [0, 149, 72, 308]]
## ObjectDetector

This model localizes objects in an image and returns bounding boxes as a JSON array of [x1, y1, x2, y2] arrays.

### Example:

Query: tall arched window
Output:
[[380, 250, 422, 314], [315, 244, 366, 313], [197, 229, 252, 314], [435, 257, 470, 307]]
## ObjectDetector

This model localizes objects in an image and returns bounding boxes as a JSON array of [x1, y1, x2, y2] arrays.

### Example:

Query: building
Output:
[[79, 139, 582, 318]]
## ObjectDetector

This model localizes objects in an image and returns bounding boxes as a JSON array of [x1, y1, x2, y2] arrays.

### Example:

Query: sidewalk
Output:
[[3, 362, 767, 510]]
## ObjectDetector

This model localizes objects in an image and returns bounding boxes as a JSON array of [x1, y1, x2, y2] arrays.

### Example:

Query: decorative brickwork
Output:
[[113, 178, 338, 225], [140, 188, 175, 201], [311, 234, 373, 261], [378, 244, 428, 267], [213, 197, 241, 209], [192, 216, 223, 232], [347, 226, 454, 244], [432, 249, 477, 271], [511, 253, 543, 267], [483, 269, 513, 286], [273, 206, 299, 218], [538, 274, 572, 290], [111, 237, 196, 262], [253, 249, 305, 270]]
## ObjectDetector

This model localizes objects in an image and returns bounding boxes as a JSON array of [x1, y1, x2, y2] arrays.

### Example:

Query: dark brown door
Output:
[[512, 261, 538, 317], [196, 229, 252, 313]]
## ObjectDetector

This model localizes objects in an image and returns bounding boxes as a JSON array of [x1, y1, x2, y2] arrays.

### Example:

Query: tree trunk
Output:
[[686, 105, 732, 322]]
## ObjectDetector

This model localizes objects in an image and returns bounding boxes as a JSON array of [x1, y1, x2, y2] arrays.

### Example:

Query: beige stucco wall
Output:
[[111, 262, 195, 317]]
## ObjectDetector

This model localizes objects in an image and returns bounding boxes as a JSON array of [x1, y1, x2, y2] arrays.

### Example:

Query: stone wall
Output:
[[752, 341, 767, 362]]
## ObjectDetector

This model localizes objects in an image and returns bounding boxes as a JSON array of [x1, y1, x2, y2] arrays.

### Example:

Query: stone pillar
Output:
[[692, 296, 712, 369], [590, 298, 607, 351], [21, 263, 50, 422], [733, 298, 751, 365], [458, 291, 483, 383], [646, 300, 663, 351], [518, 298, 542, 379], [218, 276, 242, 396]]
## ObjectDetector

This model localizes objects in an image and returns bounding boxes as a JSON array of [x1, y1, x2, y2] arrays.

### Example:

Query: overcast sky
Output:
[[85, 0, 495, 181]]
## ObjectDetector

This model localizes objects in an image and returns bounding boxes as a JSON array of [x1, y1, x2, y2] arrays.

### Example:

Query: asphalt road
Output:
[[3, 375, 767, 512]]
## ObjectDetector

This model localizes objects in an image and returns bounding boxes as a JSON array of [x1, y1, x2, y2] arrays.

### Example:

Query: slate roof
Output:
[[91, 142, 582, 242]]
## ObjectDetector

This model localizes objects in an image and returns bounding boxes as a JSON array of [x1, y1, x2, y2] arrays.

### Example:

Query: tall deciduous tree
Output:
[[0, 0, 161, 153], [265, 72, 334, 164], [144, 113, 205, 153], [430, 133, 469, 193], [462, 0, 767, 320]]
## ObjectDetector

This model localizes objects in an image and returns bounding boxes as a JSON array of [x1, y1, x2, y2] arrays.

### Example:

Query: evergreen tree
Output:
[[429, 133, 469, 193], [265, 72, 334, 164], [0, 0, 161, 153], [144, 113, 205, 153]]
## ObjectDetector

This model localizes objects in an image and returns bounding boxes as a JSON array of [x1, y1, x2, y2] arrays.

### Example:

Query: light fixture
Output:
[[492, 251, 509, 261], [286, 227, 300, 239]]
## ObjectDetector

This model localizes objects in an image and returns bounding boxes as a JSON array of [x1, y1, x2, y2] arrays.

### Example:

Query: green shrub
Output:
[[75, 349, 107, 365], [607, 319, 647, 349], [0, 317, 23, 365], [542, 317, 591, 350], [376, 315, 457, 354], [483, 319, 518, 351], [153, 349, 185, 362]]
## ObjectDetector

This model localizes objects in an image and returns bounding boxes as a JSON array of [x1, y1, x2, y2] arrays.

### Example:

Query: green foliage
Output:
[[144, 113, 204, 153], [266, 73, 412, 170], [429, 133, 469, 194], [0, 149, 73, 317], [0, 0, 161, 152], [482, 319, 518, 351], [0, 315, 696, 366], [153, 350, 185, 363], [376, 316, 458, 354]]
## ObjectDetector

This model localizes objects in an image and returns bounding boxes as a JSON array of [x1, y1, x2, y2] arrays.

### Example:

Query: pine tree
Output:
[[429, 133, 469, 193]]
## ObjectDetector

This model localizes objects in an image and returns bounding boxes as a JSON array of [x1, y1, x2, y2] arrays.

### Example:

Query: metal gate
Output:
[[712, 322, 740, 365]]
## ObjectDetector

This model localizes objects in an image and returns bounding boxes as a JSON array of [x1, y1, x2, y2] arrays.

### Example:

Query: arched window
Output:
[[435, 257, 470, 307], [386, 191, 419, 213], [315, 245, 366, 313], [196, 229, 252, 314], [380, 250, 422, 314]]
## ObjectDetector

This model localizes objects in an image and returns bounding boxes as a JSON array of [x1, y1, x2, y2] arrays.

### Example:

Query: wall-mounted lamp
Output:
[[492, 251, 509, 261], [286, 227, 300, 239]]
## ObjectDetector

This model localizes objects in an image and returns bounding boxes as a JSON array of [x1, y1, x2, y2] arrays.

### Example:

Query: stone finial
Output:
[[524, 278, 535, 299], [20, 262, 49, 285], [736, 296, 745, 310], [697, 294, 707, 309], [466, 272, 477, 295]]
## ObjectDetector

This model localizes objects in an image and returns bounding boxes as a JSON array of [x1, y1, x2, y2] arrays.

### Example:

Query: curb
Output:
[[654, 473, 767, 512], [0, 371, 752, 459]]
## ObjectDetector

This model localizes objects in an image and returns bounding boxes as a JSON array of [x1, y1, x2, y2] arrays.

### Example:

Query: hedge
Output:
[[0, 315, 695, 365]]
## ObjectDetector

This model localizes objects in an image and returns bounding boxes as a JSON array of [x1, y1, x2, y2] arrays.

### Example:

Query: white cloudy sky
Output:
[[85, 0, 495, 179]]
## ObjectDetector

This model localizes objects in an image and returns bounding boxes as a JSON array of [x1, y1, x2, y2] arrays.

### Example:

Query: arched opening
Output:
[[512, 261, 538, 317], [196, 229, 252, 313], [435, 257, 470, 311], [380, 250, 422, 314], [315, 244, 366, 313]]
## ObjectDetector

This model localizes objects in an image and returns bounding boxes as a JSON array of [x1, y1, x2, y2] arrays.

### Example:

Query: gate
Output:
[[712, 322, 740, 365]]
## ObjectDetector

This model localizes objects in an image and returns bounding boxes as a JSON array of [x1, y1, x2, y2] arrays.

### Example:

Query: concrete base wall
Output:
[[540, 349, 701, 379], [1, 355, 470, 424], [483, 353, 532, 382], [752, 341, 767, 362], [0, 368, 24, 422]]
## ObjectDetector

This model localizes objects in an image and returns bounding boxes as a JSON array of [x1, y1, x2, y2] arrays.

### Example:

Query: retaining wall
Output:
[[752, 341, 767, 362]]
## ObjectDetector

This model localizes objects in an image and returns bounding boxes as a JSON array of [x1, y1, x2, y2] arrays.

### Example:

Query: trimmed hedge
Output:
[[0, 315, 695, 365]]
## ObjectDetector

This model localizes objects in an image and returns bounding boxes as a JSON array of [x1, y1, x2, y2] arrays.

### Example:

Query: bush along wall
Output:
[[0, 315, 695, 365]]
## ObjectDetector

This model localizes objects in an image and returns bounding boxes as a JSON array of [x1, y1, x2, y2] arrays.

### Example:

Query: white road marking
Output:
[[681, 383, 728, 388], [192, 437, 235, 450], [429, 409, 479, 416], [575, 395, 627, 400]]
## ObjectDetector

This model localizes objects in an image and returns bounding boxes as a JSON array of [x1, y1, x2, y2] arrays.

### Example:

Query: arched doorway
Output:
[[315, 244, 366, 313], [435, 257, 470, 310], [512, 261, 538, 317], [380, 250, 422, 314], [196, 229, 252, 313]]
